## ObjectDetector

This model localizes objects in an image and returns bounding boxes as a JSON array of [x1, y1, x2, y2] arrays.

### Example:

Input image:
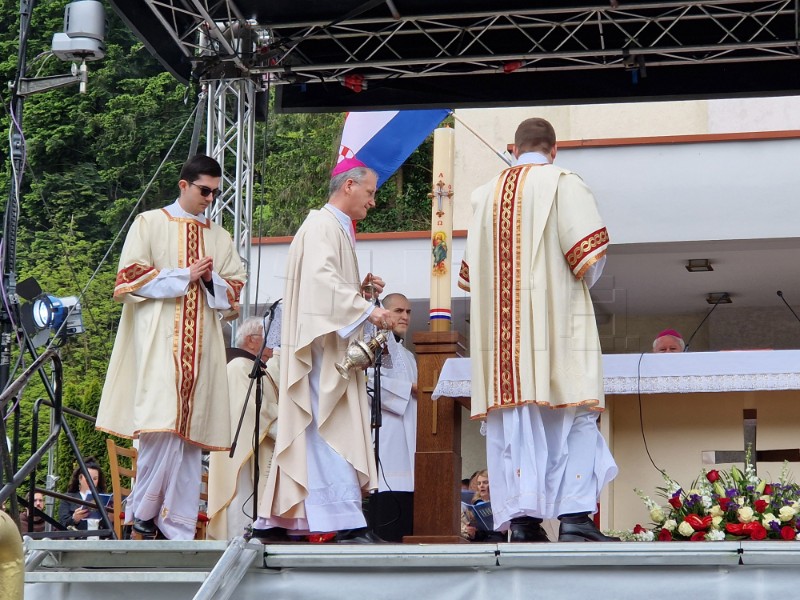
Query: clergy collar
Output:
[[514, 151, 550, 166], [323, 203, 355, 245], [165, 200, 207, 224]]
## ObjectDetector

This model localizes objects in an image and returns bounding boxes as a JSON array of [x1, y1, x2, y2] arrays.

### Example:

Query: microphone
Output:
[[777, 291, 800, 324], [263, 298, 281, 317], [684, 293, 729, 352]]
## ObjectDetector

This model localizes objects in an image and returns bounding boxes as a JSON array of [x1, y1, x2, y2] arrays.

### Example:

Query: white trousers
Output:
[[486, 405, 617, 531], [126, 432, 202, 540], [256, 339, 365, 533]]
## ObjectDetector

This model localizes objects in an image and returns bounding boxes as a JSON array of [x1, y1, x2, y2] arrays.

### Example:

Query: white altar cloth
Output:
[[432, 350, 800, 400]]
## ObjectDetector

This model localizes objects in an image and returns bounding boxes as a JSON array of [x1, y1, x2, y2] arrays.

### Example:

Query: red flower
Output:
[[781, 526, 796, 541], [718, 497, 731, 510], [706, 470, 720, 483], [690, 532, 706, 542], [764, 485, 774, 495], [684, 513, 713, 531], [668, 496, 682, 509], [743, 522, 767, 540], [754, 499, 769, 513], [633, 524, 645, 534], [658, 529, 673, 541], [725, 523, 745, 535]]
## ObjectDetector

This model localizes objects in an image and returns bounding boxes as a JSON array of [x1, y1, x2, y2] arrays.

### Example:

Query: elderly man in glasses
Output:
[[97, 154, 246, 540]]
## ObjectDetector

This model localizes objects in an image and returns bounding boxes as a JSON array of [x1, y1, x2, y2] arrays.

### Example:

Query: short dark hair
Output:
[[514, 118, 557, 155], [180, 154, 222, 183]]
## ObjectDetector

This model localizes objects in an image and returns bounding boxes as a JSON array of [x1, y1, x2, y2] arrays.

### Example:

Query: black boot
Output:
[[509, 516, 550, 543], [335, 527, 387, 544], [133, 517, 157, 536], [249, 527, 291, 543], [558, 514, 620, 542]]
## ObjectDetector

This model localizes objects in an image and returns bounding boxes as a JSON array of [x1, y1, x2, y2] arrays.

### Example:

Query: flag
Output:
[[337, 109, 450, 187]]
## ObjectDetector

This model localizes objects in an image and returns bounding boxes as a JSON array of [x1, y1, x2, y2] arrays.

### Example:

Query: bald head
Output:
[[383, 293, 411, 339]]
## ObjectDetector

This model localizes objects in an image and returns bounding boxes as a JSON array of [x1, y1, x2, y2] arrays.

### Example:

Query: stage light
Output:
[[17, 278, 85, 345], [686, 259, 714, 273], [31, 295, 85, 336]]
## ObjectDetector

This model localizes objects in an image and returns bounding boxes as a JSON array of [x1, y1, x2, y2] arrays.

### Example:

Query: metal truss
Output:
[[141, 0, 800, 84], [205, 78, 256, 319]]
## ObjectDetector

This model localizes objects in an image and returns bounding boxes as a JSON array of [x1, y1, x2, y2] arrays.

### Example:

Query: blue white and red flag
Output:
[[337, 109, 450, 187]]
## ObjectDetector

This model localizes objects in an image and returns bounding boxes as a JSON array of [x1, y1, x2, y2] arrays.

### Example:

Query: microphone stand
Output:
[[230, 302, 280, 524], [684, 293, 729, 352], [366, 292, 386, 534], [777, 291, 800, 324], [368, 334, 384, 534]]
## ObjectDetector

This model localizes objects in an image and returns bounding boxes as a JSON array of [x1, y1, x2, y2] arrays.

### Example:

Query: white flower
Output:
[[711, 516, 723, 529], [663, 519, 677, 532], [796, 532, 800, 541], [706, 529, 726, 541], [759, 495, 772, 503], [649, 508, 665, 524], [737, 506, 755, 523], [635, 488, 660, 511], [701, 495, 713, 510], [633, 530, 655, 542], [678, 521, 695, 537], [762, 513, 779, 528], [709, 505, 724, 518], [779, 506, 796, 522]]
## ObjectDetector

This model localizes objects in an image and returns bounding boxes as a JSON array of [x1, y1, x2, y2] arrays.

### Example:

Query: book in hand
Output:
[[87, 493, 113, 520], [471, 501, 494, 531], [462, 498, 494, 532]]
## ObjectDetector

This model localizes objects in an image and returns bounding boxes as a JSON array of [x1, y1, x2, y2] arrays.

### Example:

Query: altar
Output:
[[433, 350, 800, 531]]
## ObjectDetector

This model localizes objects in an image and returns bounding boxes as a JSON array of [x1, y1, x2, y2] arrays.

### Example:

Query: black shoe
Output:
[[558, 515, 620, 542], [335, 528, 387, 544], [249, 527, 290, 543], [133, 518, 157, 536], [509, 517, 550, 543]]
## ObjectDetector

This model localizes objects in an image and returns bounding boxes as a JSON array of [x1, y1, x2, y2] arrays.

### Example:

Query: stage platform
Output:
[[22, 538, 800, 599]]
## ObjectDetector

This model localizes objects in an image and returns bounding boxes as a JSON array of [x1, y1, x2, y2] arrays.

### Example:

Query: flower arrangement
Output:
[[632, 459, 800, 541]]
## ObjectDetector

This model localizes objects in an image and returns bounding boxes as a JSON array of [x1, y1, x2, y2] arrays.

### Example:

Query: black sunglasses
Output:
[[189, 181, 222, 199]]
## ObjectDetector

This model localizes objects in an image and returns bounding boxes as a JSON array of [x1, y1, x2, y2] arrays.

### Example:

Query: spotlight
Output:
[[18, 277, 85, 346], [32, 295, 85, 335]]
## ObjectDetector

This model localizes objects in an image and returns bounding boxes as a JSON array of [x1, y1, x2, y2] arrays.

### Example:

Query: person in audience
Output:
[[58, 459, 106, 531], [18, 492, 45, 535], [652, 329, 685, 353], [462, 469, 504, 542]]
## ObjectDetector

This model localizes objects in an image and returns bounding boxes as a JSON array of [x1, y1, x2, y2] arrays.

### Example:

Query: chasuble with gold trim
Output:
[[97, 208, 246, 450], [459, 163, 608, 419]]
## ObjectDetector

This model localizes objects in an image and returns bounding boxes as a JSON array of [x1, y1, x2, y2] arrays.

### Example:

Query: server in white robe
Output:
[[459, 118, 618, 543], [97, 155, 246, 540], [367, 293, 417, 541], [253, 158, 399, 543]]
